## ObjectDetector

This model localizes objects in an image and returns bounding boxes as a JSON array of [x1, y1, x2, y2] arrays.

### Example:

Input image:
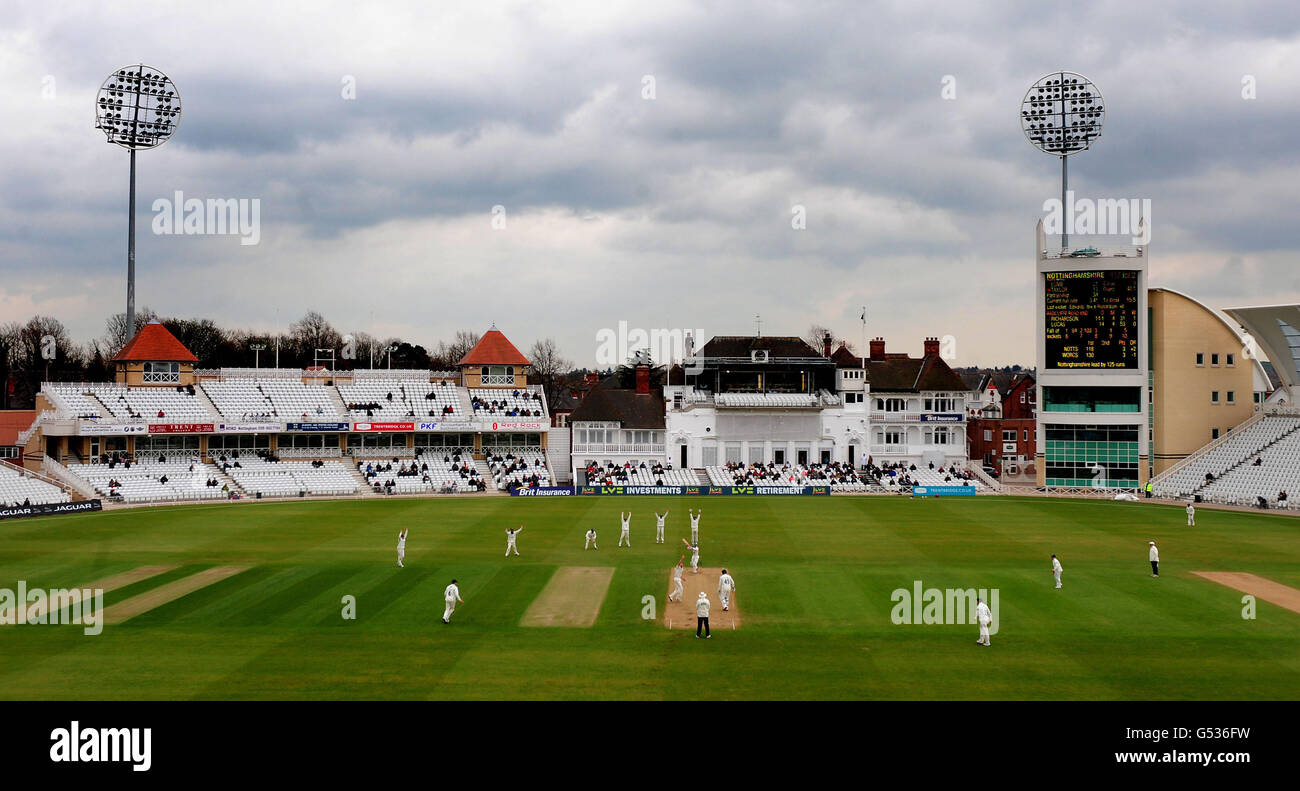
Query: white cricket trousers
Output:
[[506, 541, 518, 557], [397, 550, 405, 566], [978, 622, 990, 645], [585, 537, 596, 549], [1053, 571, 1061, 588], [719, 589, 731, 609], [672, 579, 683, 601], [619, 528, 630, 547], [691, 526, 698, 544], [1188, 515, 1195, 526], [656, 526, 664, 543], [443, 600, 456, 622], [691, 554, 699, 572]]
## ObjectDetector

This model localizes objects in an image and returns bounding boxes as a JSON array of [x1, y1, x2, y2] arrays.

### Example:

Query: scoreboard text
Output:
[[1044, 270, 1139, 369]]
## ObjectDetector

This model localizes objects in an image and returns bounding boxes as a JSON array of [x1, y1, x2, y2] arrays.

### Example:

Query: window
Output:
[[1227, 353, 1235, 367], [1211, 353, 1220, 366], [1196, 353, 1204, 366], [1227, 391, 1235, 404], [1023, 429, 1029, 441], [983, 430, 992, 442], [142, 361, 180, 383], [884, 430, 903, 445], [1211, 428, 1220, 440], [1211, 391, 1220, 404], [1020, 392, 1026, 403], [1002, 430, 1017, 442]]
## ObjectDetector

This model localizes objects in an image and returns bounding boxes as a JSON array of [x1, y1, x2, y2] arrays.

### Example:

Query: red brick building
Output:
[[964, 372, 1036, 475]]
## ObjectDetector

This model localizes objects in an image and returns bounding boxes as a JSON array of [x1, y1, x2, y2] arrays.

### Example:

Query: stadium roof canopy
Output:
[[111, 321, 199, 363], [1222, 304, 1300, 395], [457, 327, 530, 367]]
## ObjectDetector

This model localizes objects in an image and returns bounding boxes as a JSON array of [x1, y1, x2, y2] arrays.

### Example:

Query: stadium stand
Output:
[[470, 388, 547, 417], [222, 457, 359, 497], [1153, 414, 1300, 506], [0, 464, 72, 506], [483, 449, 552, 490], [96, 385, 213, 421], [201, 380, 275, 420], [339, 379, 462, 419], [357, 450, 485, 493], [582, 460, 696, 487], [66, 458, 228, 503], [706, 462, 880, 491], [45, 384, 114, 419]]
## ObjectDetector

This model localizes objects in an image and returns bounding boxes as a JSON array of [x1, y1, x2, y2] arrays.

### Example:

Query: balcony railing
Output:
[[572, 443, 666, 455]]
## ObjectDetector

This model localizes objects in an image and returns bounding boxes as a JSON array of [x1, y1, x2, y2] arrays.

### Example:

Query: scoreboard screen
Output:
[[1043, 270, 1139, 369]]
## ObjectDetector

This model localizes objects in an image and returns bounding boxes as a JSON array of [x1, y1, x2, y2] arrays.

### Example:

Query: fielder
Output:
[[717, 568, 736, 611], [1051, 554, 1062, 589], [619, 511, 632, 547], [689, 508, 701, 544], [505, 524, 523, 557], [1149, 540, 1160, 577], [670, 557, 685, 602], [443, 579, 464, 624], [681, 538, 700, 573], [585, 528, 598, 550], [1186, 502, 1195, 526], [654, 509, 668, 544], [396, 527, 408, 568], [975, 597, 992, 646]]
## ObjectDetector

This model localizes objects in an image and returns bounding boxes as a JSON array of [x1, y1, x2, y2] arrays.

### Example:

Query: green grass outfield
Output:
[[1, 495, 1298, 700]]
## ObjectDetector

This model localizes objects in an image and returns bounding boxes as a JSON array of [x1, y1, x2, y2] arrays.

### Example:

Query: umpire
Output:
[[696, 591, 711, 638]]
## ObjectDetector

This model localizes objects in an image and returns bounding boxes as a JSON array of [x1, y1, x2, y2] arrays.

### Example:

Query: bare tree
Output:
[[102, 307, 159, 356], [289, 310, 342, 366], [528, 337, 573, 403]]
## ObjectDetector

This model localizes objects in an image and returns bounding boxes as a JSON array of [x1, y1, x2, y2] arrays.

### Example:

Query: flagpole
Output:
[[860, 306, 867, 368]]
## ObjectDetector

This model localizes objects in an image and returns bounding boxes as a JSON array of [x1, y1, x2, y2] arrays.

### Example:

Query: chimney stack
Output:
[[635, 362, 651, 394], [869, 337, 886, 362], [924, 337, 941, 357], [822, 332, 833, 358]]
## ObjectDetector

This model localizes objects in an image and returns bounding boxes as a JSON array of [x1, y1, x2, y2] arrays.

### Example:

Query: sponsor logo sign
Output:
[[0, 499, 102, 520], [509, 486, 575, 496], [147, 423, 214, 434], [484, 421, 547, 432], [912, 485, 977, 497], [78, 424, 147, 436], [919, 413, 964, 423], [285, 422, 349, 432], [576, 486, 829, 496], [215, 423, 280, 433], [351, 422, 415, 432]]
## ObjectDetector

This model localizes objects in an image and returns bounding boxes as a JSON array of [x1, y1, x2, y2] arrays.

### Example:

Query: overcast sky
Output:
[[3, 0, 1300, 368]]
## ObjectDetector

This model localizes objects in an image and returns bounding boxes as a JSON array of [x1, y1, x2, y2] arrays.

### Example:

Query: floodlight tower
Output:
[[95, 65, 182, 341], [1020, 71, 1104, 253]]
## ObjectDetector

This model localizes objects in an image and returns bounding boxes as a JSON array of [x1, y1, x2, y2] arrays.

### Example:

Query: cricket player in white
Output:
[[654, 509, 668, 544], [619, 511, 631, 547], [695, 592, 711, 638], [505, 525, 523, 557], [443, 579, 463, 624], [1186, 502, 1195, 526], [681, 538, 700, 573], [670, 558, 685, 602], [1051, 554, 1062, 589], [396, 528, 408, 568], [975, 597, 992, 646], [689, 508, 701, 544], [585, 528, 598, 550], [717, 569, 735, 611], [1149, 541, 1160, 577]]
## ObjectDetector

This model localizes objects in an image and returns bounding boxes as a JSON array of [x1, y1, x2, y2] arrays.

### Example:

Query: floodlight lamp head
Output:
[[1020, 71, 1104, 157], [95, 64, 182, 151]]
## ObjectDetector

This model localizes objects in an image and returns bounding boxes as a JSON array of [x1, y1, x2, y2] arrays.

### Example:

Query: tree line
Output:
[[0, 310, 574, 410]]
